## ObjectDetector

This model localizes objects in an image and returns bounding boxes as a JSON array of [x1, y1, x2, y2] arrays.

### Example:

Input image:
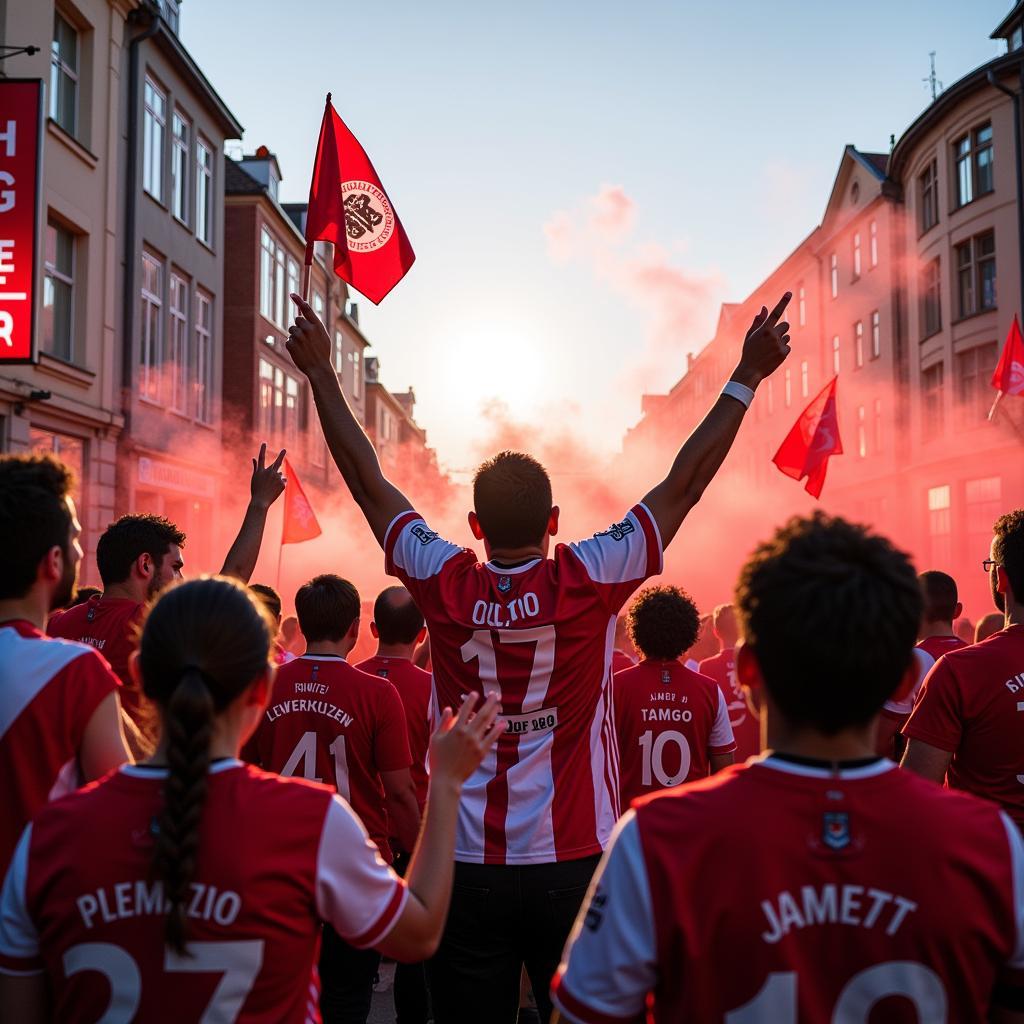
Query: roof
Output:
[[858, 151, 889, 178], [991, 1, 1024, 39], [224, 159, 264, 196]]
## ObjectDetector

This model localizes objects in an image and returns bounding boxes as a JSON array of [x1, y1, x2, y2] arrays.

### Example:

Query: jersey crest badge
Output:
[[595, 519, 635, 542], [822, 811, 851, 851], [411, 524, 438, 546], [498, 575, 512, 593]]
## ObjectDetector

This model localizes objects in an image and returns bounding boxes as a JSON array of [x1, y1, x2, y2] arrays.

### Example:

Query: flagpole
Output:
[[989, 390, 1005, 422], [301, 93, 332, 305]]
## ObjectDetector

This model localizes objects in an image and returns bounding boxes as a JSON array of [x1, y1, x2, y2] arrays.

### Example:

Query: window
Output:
[[168, 114, 189, 224], [832, 334, 840, 375], [854, 321, 864, 368], [966, 477, 1002, 561], [259, 228, 287, 328], [140, 252, 163, 402], [873, 398, 883, 452], [852, 233, 861, 279], [194, 290, 213, 424], [313, 291, 325, 323], [274, 241, 285, 326], [784, 367, 792, 407], [143, 78, 166, 201], [169, 274, 188, 413], [798, 284, 806, 327], [922, 363, 944, 439], [927, 485, 952, 566], [869, 220, 878, 268], [1014, 24, 1024, 51], [871, 310, 880, 359], [857, 405, 867, 458], [196, 139, 213, 245], [258, 357, 300, 442], [956, 231, 996, 318], [830, 254, 838, 298], [956, 342, 998, 423], [800, 359, 809, 398], [287, 258, 299, 305], [159, 0, 180, 33], [919, 160, 939, 233], [955, 124, 993, 207], [334, 331, 345, 374], [921, 258, 942, 337], [285, 377, 299, 447], [350, 348, 361, 400], [379, 408, 394, 442], [50, 13, 78, 136], [43, 222, 74, 362]]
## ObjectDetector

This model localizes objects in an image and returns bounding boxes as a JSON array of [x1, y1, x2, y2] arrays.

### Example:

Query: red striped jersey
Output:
[[252, 655, 411, 860], [613, 659, 734, 806], [882, 634, 968, 723], [384, 503, 662, 865], [357, 655, 432, 812], [699, 648, 761, 761], [553, 756, 1024, 1023], [0, 762, 406, 1023], [0, 620, 120, 877]]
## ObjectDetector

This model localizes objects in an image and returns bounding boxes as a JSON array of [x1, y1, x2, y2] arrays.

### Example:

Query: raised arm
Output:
[[219, 444, 287, 582], [286, 294, 412, 547], [642, 293, 792, 548]]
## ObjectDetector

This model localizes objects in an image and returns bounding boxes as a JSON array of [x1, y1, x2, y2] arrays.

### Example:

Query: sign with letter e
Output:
[[0, 79, 44, 364]]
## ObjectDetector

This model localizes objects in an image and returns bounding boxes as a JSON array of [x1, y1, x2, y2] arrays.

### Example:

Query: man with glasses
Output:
[[903, 511, 1024, 830]]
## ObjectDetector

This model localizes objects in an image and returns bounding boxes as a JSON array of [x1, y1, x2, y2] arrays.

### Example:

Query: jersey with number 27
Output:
[[385, 504, 663, 865]]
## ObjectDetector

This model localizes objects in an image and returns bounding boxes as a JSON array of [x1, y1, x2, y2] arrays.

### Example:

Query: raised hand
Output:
[[286, 293, 333, 378], [250, 443, 286, 510], [429, 692, 504, 788], [735, 292, 792, 388]]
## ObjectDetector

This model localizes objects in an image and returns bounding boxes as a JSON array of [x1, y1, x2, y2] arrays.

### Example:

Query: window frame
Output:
[[854, 320, 864, 368], [869, 219, 878, 268], [194, 289, 214, 425], [171, 110, 190, 225], [195, 136, 214, 247], [831, 334, 840, 375], [921, 257, 942, 339], [50, 12, 79, 137], [168, 273, 189, 415], [919, 160, 939, 234], [852, 232, 861, 280], [870, 310, 880, 360], [922, 362, 945, 439], [140, 251, 164, 404], [955, 230, 997, 320], [954, 123, 994, 208], [43, 220, 75, 363], [143, 76, 167, 203], [830, 253, 838, 299]]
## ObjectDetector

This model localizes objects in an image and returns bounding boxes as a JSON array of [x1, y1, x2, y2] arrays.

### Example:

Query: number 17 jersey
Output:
[[385, 504, 663, 866]]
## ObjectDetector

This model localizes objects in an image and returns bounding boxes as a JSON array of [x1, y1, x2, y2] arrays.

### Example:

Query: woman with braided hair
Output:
[[0, 576, 503, 1022]]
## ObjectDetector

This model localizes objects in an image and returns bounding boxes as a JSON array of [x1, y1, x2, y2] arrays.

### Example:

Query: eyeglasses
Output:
[[983, 559, 1001, 573]]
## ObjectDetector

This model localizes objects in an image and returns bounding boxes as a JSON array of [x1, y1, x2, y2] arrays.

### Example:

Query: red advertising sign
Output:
[[0, 80, 43, 364]]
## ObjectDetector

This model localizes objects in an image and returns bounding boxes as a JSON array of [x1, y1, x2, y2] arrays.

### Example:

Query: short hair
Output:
[[0, 454, 74, 600], [295, 574, 360, 643], [994, 510, 1024, 602], [976, 612, 1004, 643], [373, 586, 424, 645], [736, 512, 921, 735], [473, 451, 553, 549], [249, 583, 282, 621], [96, 514, 185, 588], [919, 570, 958, 623], [66, 585, 102, 608], [627, 585, 701, 661]]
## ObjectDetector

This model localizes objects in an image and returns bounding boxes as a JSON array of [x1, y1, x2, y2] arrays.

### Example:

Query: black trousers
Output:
[[392, 851, 430, 1024], [427, 855, 601, 1024], [319, 922, 381, 1024]]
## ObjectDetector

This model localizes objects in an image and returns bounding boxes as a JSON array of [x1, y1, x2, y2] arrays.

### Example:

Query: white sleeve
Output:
[[709, 688, 737, 753], [552, 811, 657, 1023], [884, 648, 933, 716], [315, 796, 408, 949], [0, 826, 42, 975], [384, 511, 463, 583], [1002, 812, 1024, 970]]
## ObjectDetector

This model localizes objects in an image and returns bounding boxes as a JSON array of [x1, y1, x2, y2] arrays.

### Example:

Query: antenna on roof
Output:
[[923, 51, 943, 102]]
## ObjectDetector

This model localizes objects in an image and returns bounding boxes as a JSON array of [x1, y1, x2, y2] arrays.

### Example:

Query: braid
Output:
[[153, 668, 215, 955]]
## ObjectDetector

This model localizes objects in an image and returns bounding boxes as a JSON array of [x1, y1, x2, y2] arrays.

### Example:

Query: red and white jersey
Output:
[[612, 659, 734, 806], [252, 655, 411, 860], [357, 655, 432, 812], [0, 620, 120, 877], [553, 755, 1024, 1023], [883, 634, 969, 721], [904, 625, 1024, 828], [699, 648, 761, 761], [384, 504, 662, 865], [611, 649, 636, 675], [0, 761, 407, 1024], [49, 596, 145, 721]]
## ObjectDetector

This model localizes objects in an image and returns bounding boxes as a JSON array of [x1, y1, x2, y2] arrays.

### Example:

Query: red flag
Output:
[[281, 458, 322, 545], [989, 316, 1024, 422], [772, 377, 843, 499], [304, 94, 415, 304]]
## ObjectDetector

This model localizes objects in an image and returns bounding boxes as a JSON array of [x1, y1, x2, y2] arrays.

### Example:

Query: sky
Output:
[[182, 0, 1008, 473]]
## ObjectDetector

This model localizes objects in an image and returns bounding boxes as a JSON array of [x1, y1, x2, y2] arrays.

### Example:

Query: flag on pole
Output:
[[303, 93, 415, 305], [281, 458, 322, 545], [772, 376, 843, 499], [989, 315, 1024, 420]]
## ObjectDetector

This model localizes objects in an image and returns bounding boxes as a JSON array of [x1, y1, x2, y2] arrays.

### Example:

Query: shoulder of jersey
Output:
[[16, 627, 117, 669]]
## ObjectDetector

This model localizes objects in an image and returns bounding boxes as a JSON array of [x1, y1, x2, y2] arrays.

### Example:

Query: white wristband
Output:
[[722, 380, 755, 408]]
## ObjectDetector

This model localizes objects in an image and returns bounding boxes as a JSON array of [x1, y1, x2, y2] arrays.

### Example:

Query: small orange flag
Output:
[[281, 458, 322, 545]]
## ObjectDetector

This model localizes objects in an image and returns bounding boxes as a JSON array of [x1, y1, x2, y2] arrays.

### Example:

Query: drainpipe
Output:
[[988, 68, 1024, 324]]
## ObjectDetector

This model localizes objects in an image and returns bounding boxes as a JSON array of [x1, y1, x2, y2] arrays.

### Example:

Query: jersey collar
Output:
[[485, 558, 541, 574], [754, 752, 895, 781], [121, 758, 242, 779]]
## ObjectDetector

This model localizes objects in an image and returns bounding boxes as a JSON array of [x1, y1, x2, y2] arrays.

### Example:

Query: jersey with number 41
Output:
[[385, 504, 663, 865], [552, 755, 1024, 1023]]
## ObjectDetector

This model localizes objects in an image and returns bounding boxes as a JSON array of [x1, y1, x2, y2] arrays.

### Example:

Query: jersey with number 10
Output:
[[385, 504, 663, 865]]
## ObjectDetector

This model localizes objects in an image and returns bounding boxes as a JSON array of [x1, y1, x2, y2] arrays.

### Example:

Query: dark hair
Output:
[[736, 512, 921, 735], [139, 576, 273, 955], [473, 451, 553, 549], [0, 454, 74, 600], [919, 570, 958, 623], [373, 586, 424, 645], [994, 510, 1024, 601], [628, 585, 701, 661], [295, 574, 360, 643], [249, 583, 282, 622], [66, 585, 102, 609], [96, 514, 186, 588]]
